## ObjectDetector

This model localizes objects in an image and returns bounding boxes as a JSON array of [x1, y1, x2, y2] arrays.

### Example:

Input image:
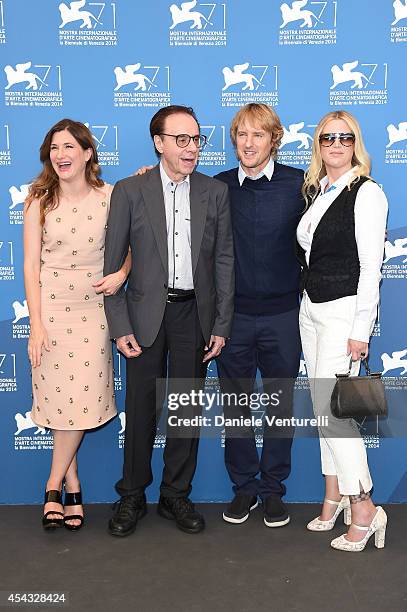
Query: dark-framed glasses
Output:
[[160, 133, 207, 148], [319, 132, 355, 147]]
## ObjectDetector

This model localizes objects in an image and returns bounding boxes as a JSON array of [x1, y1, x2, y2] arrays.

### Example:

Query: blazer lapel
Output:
[[190, 172, 208, 275], [141, 166, 168, 275]]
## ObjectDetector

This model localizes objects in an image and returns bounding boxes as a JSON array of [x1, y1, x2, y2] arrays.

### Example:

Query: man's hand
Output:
[[203, 335, 226, 363], [347, 338, 369, 362], [133, 165, 154, 176], [116, 334, 142, 358]]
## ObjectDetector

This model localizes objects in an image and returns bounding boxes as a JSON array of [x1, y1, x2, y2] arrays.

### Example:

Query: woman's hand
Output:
[[347, 338, 369, 362], [28, 322, 50, 368], [133, 165, 154, 176], [93, 270, 126, 296]]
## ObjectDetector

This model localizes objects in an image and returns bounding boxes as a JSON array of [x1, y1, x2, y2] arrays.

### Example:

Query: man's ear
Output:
[[154, 134, 164, 155]]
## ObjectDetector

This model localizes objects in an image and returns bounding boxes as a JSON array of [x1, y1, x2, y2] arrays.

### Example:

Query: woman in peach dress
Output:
[[24, 119, 129, 531]]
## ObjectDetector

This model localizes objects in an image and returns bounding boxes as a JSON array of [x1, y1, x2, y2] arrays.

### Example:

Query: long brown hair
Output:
[[26, 118, 103, 224]]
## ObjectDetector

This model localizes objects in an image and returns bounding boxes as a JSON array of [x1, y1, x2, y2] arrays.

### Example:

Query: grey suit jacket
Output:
[[103, 166, 234, 347]]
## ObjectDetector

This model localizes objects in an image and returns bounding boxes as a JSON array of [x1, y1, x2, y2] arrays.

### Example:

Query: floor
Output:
[[0, 504, 405, 612]]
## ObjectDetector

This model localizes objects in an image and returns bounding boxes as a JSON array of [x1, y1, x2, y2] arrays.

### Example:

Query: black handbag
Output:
[[331, 358, 388, 419]]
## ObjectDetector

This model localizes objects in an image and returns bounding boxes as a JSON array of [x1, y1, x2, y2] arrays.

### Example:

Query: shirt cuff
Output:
[[349, 318, 374, 344]]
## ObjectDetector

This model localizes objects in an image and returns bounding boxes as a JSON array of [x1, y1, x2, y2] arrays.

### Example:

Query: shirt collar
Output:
[[159, 162, 190, 190], [319, 167, 357, 194], [238, 157, 275, 187]]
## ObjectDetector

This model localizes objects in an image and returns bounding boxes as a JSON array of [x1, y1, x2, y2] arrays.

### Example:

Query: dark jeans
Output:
[[216, 307, 301, 500]]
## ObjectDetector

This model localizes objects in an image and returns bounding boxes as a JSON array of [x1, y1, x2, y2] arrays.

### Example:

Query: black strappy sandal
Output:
[[42, 490, 64, 530], [63, 491, 85, 531]]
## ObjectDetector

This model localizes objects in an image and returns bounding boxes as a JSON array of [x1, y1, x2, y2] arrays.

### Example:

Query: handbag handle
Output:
[[344, 357, 371, 376]]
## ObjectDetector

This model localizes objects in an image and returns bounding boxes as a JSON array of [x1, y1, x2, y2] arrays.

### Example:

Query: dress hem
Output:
[[30, 409, 118, 431]]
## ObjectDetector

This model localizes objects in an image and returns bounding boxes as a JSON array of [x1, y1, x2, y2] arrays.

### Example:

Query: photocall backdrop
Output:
[[1, 0, 406, 504]]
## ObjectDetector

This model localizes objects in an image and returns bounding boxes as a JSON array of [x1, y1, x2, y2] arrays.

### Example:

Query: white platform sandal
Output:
[[330, 506, 387, 552], [307, 496, 351, 531]]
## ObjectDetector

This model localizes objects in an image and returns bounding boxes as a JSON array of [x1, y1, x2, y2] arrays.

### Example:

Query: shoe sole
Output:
[[264, 516, 290, 528], [222, 500, 259, 524], [177, 523, 205, 534], [108, 506, 147, 537], [64, 521, 85, 532], [108, 524, 138, 537], [157, 505, 205, 534], [42, 522, 64, 531]]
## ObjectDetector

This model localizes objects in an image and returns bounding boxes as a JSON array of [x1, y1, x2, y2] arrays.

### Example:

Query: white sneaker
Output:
[[307, 496, 351, 531]]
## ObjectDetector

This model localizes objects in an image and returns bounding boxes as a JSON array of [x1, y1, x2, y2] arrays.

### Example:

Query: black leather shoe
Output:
[[108, 493, 147, 537], [157, 496, 205, 534], [263, 495, 290, 528]]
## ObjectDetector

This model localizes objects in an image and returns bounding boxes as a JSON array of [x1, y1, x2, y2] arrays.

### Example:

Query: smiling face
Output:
[[153, 112, 200, 182], [319, 118, 355, 178], [49, 129, 92, 183], [235, 119, 273, 177]]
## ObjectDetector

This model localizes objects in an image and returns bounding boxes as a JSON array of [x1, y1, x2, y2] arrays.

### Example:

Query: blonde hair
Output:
[[230, 103, 283, 159], [302, 110, 371, 206]]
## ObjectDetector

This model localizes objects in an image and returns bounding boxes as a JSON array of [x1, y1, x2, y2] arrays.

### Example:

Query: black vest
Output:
[[296, 177, 371, 303]]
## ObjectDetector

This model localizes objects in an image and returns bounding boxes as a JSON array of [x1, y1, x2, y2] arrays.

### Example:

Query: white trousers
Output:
[[299, 293, 373, 495]]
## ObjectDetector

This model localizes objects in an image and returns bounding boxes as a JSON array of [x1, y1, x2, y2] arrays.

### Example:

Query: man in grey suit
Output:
[[104, 105, 234, 536]]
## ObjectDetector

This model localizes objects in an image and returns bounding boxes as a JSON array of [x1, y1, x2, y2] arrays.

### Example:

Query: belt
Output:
[[167, 289, 195, 303]]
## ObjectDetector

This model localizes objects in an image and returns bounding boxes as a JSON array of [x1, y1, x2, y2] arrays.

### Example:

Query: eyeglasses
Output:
[[159, 133, 207, 148], [319, 132, 355, 147]]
